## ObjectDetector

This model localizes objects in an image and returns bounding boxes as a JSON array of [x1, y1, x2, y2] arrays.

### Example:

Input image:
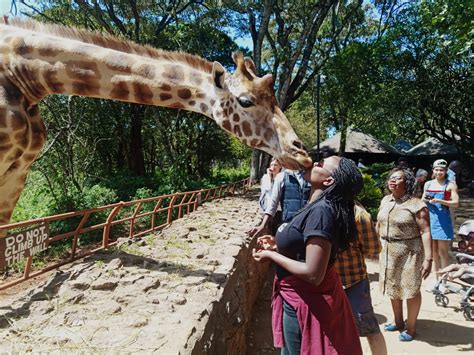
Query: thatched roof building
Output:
[[312, 127, 402, 163]]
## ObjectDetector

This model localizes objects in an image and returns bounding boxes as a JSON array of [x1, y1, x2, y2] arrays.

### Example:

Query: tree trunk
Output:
[[250, 149, 272, 181], [129, 105, 146, 176], [338, 111, 347, 157]]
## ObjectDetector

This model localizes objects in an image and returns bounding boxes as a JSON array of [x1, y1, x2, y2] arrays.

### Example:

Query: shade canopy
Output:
[[313, 127, 401, 155], [406, 138, 458, 155]]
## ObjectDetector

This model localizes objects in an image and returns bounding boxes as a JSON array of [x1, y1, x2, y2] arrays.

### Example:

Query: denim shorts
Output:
[[345, 278, 380, 337]]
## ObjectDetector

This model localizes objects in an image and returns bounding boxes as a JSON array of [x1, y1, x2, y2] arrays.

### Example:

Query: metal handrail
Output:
[[0, 177, 251, 290]]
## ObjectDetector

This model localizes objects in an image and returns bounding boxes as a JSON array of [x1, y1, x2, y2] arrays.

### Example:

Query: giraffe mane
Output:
[[3, 17, 214, 73]]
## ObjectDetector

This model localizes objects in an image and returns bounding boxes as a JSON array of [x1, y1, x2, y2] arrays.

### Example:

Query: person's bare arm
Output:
[[415, 207, 432, 279], [430, 182, 459, 208], [253, 236, 331, 286]]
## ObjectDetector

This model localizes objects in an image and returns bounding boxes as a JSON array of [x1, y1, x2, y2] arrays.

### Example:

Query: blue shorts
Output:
[[345, 278, 380, 337]]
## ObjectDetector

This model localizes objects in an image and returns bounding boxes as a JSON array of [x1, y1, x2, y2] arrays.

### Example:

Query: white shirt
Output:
[[264, 170, 307, 217]]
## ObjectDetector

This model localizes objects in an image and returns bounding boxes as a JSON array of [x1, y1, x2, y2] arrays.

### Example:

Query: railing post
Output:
[[71, 211, 92, 260], [103, 202, 124, 248], [151, 197, 164, 231], [129, 202, 143, 239], [167, 195, 178, 225], [23, 256, 33, 280]]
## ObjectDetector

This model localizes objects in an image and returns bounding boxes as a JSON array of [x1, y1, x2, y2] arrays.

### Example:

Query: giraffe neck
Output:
[[2, 24, 217, 117]]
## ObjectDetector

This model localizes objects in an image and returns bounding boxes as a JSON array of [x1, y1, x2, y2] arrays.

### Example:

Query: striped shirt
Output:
[[334, 204, 381, 289]]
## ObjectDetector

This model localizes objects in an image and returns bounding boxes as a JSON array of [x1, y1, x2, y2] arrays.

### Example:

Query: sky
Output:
[[0, 0, 29, 16]]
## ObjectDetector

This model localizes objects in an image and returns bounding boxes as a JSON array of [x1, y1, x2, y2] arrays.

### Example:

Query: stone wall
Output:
[[188, 237, 269, 355]]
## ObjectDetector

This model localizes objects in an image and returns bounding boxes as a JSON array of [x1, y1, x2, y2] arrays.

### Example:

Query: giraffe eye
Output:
[[237, 97, 254, 108]]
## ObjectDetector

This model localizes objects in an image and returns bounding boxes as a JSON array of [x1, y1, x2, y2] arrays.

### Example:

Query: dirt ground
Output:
[[246, 198, 474, 354]]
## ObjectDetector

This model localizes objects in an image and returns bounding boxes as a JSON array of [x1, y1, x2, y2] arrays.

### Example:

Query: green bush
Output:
[[358, 173, 384, 219]]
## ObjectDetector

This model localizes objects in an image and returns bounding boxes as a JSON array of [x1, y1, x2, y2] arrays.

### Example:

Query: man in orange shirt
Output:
[[335, 203, 387, 355]]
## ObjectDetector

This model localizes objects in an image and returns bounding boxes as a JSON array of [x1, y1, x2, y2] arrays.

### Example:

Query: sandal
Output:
[[399, 330, 415, 342], [384, 323, 404, 332]]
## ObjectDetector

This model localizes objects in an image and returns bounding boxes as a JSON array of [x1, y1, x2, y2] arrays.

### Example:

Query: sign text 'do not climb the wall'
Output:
[[0, 224, 50, 269]]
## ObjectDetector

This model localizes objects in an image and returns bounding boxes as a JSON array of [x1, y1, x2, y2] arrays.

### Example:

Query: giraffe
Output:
[[0, 18, 312, 231]]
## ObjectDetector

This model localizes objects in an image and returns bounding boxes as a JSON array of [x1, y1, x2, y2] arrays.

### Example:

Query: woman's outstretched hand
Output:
[[257, 235, 277, 251], [252, 248, 273, 262]]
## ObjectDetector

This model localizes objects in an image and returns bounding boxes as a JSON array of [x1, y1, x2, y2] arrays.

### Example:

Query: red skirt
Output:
[[272, 266, 362, 355]]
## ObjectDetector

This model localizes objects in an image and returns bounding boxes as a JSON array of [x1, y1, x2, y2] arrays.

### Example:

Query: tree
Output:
[[227, 0, 365, 178]]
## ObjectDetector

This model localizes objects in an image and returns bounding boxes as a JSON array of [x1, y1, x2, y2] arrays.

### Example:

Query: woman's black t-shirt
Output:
[[275, 199, 337, 279]]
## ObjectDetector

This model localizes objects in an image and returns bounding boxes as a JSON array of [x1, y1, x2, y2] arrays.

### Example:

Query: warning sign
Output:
[[0, 224, 50, 268]]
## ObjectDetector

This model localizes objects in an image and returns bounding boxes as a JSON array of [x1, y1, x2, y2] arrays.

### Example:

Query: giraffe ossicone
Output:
[[0, 18, 312, 228]]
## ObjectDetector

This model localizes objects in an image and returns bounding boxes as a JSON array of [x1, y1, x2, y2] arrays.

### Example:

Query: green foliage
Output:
[[358, 174, 384, 219]]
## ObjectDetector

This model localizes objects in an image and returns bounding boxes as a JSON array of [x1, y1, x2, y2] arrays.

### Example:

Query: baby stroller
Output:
[[432, 220, 474, 321]]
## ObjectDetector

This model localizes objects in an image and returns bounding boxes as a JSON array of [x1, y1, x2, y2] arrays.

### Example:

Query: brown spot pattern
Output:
[[2, 79, 22, 106], [177, 88, 192, 100], [11, 37, 34, 55], [222, 119, 231, 131], [250, 139, 259, 146], [264, 129, 273, 142], [133, 83, 154, 104], [188, 100, 196, 106], [169, 102, 185, 109], [160, 84, 171, 91], [10, 111, 27, 131], [200, 103, 208, 113], [38, 46, 62, 57], [0, 132, 10, 144], [233, 125, 242, 137], [110, 81, 129, 100], [196, 92, 206, 99], [163, 65, 184, 83], [159, 93, 172, 101], [72, 81, 100, 96], [232, 113, 240, 122], [43, 69, 64, 93], [242, 121, 252, 137], [134, 63, 155, 79]]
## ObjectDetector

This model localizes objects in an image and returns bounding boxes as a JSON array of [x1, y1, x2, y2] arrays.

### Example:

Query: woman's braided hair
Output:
[[299, 157, 364, 253], [388, 167, 416, 197]]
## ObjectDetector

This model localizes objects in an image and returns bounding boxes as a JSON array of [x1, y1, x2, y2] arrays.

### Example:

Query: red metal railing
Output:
[[0, 177, 251, 290]]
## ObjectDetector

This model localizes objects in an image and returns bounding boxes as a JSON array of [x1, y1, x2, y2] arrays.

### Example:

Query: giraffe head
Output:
[[210, 53, 312, 170]]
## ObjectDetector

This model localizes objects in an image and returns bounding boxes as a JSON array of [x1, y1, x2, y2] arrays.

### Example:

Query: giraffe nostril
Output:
[[292, 141, 307, 152]]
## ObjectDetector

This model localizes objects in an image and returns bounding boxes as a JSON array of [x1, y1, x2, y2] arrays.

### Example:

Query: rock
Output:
[[69, 280, 90, 290], [141, 277, 161, 292], [91, 279, 118, 291], [128, 316, 148, 328], [116, 237, 132, 247], [169, 294, 187, 306], [107, 258, 123, 270]]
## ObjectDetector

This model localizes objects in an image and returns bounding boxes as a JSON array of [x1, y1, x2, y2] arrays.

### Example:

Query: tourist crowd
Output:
[[249, 157, 466, 355]]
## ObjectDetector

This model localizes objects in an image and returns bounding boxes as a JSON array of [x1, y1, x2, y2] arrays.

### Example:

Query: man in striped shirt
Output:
[[335, 203, 387, 355]]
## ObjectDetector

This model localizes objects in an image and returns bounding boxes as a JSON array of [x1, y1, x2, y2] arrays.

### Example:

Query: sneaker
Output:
[[399, 330, 415, 342], [384, 323, 404, 332]]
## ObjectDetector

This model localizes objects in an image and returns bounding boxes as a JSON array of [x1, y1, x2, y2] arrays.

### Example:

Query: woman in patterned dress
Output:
[[377, 167, 432, 342]]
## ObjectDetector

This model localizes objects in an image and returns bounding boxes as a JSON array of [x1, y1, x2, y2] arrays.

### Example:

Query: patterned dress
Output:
[[377, 194, 427, 299]]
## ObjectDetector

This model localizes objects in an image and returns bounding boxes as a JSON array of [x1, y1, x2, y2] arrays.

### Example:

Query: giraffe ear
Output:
[[244, 57, 258, 78], [232, 52, 254, 81], [212, 61, 226, 90], [260, 74, 274, 89]]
